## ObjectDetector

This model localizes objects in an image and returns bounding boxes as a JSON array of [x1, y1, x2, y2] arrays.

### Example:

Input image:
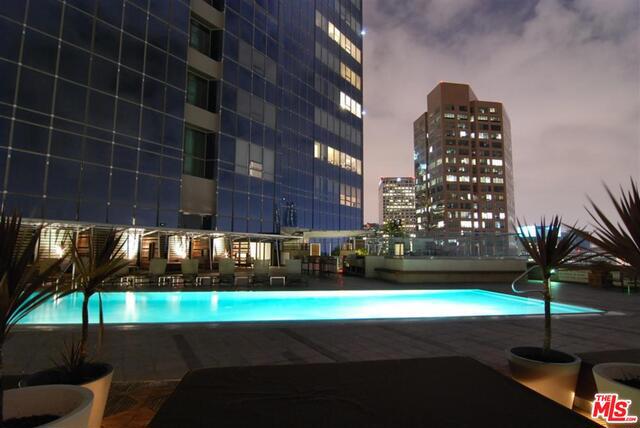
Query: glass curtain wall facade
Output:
[[0, 0, 364, 236], [0, 0, 189, 228], [219, 0, 363, 233]]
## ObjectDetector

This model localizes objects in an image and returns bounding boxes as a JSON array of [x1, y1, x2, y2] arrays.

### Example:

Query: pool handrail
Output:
[[511, 265, 545, 296]]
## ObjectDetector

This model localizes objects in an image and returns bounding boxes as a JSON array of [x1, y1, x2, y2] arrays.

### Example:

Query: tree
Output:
[[382, 219, 406, 238], [515, 216, 585, 355]]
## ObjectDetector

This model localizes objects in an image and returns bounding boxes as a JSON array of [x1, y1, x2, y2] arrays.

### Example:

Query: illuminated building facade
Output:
[[413, 82, 515, 235], [378, 177, 416, 232]]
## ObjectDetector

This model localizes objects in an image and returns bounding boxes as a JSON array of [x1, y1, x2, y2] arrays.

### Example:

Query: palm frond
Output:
[[575, 179, 640, 273], [515, 216, 586, 278], [0, 212, 71, 340]]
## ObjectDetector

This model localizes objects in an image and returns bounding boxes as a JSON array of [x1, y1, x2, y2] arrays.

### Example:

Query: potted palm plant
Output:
[[0, 212, 93, 428], [576, 179, 640, 420], [21, 229, 128, 428], [507, 216, 586, 408]]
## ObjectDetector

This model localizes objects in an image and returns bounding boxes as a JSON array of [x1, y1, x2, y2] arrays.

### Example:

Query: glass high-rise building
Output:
[[0, 0, 363, 237]]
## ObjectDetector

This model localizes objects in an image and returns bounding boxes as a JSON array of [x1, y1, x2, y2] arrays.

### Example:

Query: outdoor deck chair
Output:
[[285, 259, 306, 286], [181, 258, 199, 287], [149, 258, 168, 287], [252, 260, 270, 285], [218, 258, 235, 285]]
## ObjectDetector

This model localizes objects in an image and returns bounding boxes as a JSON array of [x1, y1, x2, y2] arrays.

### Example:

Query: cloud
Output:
[[363, 0, 640, 226]]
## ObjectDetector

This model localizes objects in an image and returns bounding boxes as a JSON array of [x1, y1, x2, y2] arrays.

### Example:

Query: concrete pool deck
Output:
[[6, 277, 637, 382]]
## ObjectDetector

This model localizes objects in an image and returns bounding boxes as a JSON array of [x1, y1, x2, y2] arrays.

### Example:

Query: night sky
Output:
[[362, 0, 640, 226]]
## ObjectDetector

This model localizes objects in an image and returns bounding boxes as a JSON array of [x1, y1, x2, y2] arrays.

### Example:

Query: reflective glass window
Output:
[[0, 60, 17, 104], [143, 78, 165, 110], [0, 18, 22, 61], [97, 0, 122, 27], [115, 100, 141, 136], [22, 29, 58, 74], [47, 158, 80, 198], [58, 43, 90, 84], [55, 80, 87, 122], [8, 151, 45, 195], [148, 15, 168, 49], [136, 174, 158, 206], [0, 1, 26, 21], [84, 138, 112, 164], [87, 91, 115, 129], [91, 57, 118, 93], [50, 131, 83, 160], [94, 21, 120, 61], [18, 69, 54, 113], [112, 145, 138, 170], [80, 164, 109, 200], [186, 73, 208, 109], [121, 35, 145, 71], [167, 56, 186, 89], [118, 68, 143, 103], [124, 3, 147, 38], [145, 46, 166, 80], [11, 122, 48, 153], [27, 0, 62, 35], [62, 6, 93, 49]]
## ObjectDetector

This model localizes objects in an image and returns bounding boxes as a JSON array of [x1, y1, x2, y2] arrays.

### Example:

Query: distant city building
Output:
[[413, 82, 515, 235], [378, 177, 416, 232]]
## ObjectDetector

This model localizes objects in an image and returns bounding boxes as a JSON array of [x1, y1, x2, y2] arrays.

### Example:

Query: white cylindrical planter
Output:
[[81, 364, 114, 428], [4, 385, 93, 428], [593, 363, 640, 427], [20, 363, 114, 428], [507, 346, 581, 408]]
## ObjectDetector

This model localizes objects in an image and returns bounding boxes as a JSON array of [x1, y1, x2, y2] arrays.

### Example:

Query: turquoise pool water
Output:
[[18, 289, 601, 325]]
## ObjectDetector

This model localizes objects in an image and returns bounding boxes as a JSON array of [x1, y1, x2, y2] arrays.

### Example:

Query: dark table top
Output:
[[150, 356, 599, 428]]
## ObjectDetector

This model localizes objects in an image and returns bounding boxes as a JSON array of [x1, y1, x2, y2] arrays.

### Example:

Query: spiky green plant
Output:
[[576, 179, 640, 281], [69, 230, 128, 363], [0, 213, 69, 422], [515, 216, 586, 355]]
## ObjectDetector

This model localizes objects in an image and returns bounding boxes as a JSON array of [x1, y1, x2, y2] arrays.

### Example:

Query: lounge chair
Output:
[[285, 259, 306, 286], [181, 258, 199, 286], [218, 258, 235, 285], [252, 260, 270, 285], [149, 258, 168, 287]]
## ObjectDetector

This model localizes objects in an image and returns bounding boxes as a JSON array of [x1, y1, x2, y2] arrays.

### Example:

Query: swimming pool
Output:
[[19, 289, 601, 325]]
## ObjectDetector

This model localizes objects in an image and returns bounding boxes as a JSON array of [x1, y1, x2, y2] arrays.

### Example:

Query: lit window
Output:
[[340, 63, 361, 90], [489, 107, 496, 113], [459, 130, 467, 137], [478, 132, 489, 139], [499, 213, 506, 219], [437, 221, 445, 228], [340, 91, 362, 118], [491, 159, 503, 166], [477, 115, 489, 121], [314, 141, 323, 159], [444, 113, 455, 119], [459, 176, 470, 182], [461, 220, 472, 228], [493, 177, 504, 184], [481, 212, 493, 219], [485, 194, 493, 200], [446, 175, 457, 182], [249, 160, 263, 178], [480, 176, 491, 183]]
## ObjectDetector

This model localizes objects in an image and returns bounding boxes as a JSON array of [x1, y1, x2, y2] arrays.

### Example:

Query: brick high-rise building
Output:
[[413, 82, 514, 235]]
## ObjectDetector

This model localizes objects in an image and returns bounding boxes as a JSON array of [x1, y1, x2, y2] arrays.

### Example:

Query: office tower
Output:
[[0, 0, 363, 236], [413, 82, 514, 235], [378, 177, 416, 232]]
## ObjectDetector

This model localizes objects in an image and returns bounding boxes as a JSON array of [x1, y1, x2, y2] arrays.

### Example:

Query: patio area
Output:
[[6, 275, 639, 426]]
